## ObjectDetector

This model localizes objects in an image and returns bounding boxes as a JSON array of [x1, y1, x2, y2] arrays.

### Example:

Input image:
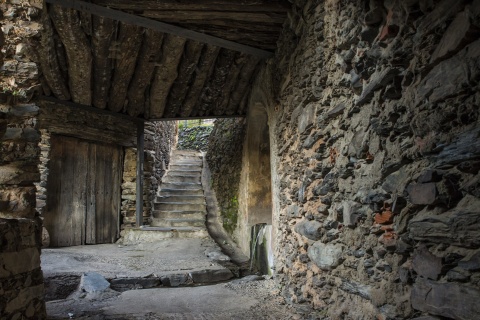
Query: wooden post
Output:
[[136, 121, 145, 227]]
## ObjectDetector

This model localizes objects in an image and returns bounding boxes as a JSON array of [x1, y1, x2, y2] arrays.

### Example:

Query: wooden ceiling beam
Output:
[[40, 96, 145, 124], [45, 0, 274, 59], [92, 0, 290, 12], [151, 114, 245, 121]]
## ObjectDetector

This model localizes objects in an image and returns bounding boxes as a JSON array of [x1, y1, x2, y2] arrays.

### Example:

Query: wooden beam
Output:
[[92, 0, 291, 12], [142, 10, 286, 24], [150, 114, 245, 121], [50, 5, 92, 105], [45, 0, 274, 59], [164, 41, 204, 118], [194, 49, 236, 117], [92, 16, 115, 109], [136, 121, 145, 227], [225, 56, 260, 115], [39, 8, 71, 101], [127, 30, 164, 117], [213, 52, 248, 116], [39, 96, 145, 124], [180, 45, 220, 117], [149, 35, 186, 118], [108, 23, 144, 113]]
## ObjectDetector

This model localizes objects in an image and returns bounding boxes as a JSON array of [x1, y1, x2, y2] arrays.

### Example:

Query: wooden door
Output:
[[44, 135, 123, 247]]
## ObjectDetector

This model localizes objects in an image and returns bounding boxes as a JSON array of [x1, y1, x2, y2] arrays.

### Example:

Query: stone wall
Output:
[[122, 121, 177, 227], [177, 125, 213, 151], [250, 0, 480, 318], [206, 118, 246, 237], [0, 0, 46, 318]]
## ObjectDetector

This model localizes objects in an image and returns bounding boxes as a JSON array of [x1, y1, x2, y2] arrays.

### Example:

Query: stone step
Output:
[[151, 218, 205, 228], [169, 164, 202, 171], [121, 227, 209, 242], [159, 188, 204, 196], [172, 150, 202, 156], [170, 162, 203, 167], [154, 202, 207, 211], [160, 182, 203, 190], [167, 171, 202, 177], [155, 195, 205, 204], [163, 175, 201, 184], [152, 210, 206, 220]]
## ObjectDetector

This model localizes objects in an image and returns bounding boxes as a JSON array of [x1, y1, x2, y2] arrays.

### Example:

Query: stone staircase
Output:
[[151, 149, 207, 229], [120, 149, 208, 241]]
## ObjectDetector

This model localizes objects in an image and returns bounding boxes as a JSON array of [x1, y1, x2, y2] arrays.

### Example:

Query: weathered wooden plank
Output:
[[150, 114, 245, 121], [59, 138, 75, 246], [149, 35, 186, 118], [213, 52, 248, 116], [136, 122, 145, 227], [94, 143, 107, 243], [46, 0, 274, 58], [50, 6, 92, 105], [86, 142, 97, 244], [194, 49, 236, 116], [43, 135, 63, 247], [39, 9, 71, 100], [108, 23, 144, 113], [92, 16, 115, 109], [179, 45, 220, 117], [127, 30, 164, 117], [71, 138, 88, 245], [179, 24, 280, 49], [40, 96, 144, 123], [142, 10, 286, 24], [164, 41, 204, 118], [225, 56, 260, 115], [80, 10, 93, 36], [92, 0, 290, 12], [112, 146, 122, 241], [53, 33, 69, 81]]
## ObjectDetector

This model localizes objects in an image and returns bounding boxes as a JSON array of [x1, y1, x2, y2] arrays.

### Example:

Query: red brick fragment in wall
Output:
[[374, 210, 393, 224]]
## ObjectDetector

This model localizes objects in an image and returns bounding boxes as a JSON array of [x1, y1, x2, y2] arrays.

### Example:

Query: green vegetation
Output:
[[222, 195, 239, 234], [178, 119, 215, 130]]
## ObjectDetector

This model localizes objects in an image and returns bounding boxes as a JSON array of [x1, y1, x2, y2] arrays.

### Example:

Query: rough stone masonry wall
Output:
[[206, 118, 246, 236], [121, 121, 177, 227], [0, 0, 47, 318], [259, 0, 480, 319]]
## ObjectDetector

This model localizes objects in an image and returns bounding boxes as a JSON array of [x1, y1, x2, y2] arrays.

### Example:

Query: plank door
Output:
[[44, 135, 123, 247]]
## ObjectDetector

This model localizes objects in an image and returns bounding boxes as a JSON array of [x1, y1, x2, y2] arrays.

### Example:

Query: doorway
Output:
[[43, 135, 123, 247]]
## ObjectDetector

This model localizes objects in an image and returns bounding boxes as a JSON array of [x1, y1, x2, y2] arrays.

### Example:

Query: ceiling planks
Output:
[[39, 9, 71, 101], [50, 6, 92, 105], [40, 0, 290, 120], [108, 23, 144, 113], [92, 16, 115, 109], [179, 45, 220, 118], [127, 30, 165, 117], [163, 41, 205, 118], [45, 0, 274, 59], [149, 35, 187, 118]]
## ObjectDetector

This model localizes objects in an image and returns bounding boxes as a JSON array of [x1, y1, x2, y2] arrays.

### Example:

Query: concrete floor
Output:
[[42, 238, 299, 319], [42, 238, 228, 279]]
